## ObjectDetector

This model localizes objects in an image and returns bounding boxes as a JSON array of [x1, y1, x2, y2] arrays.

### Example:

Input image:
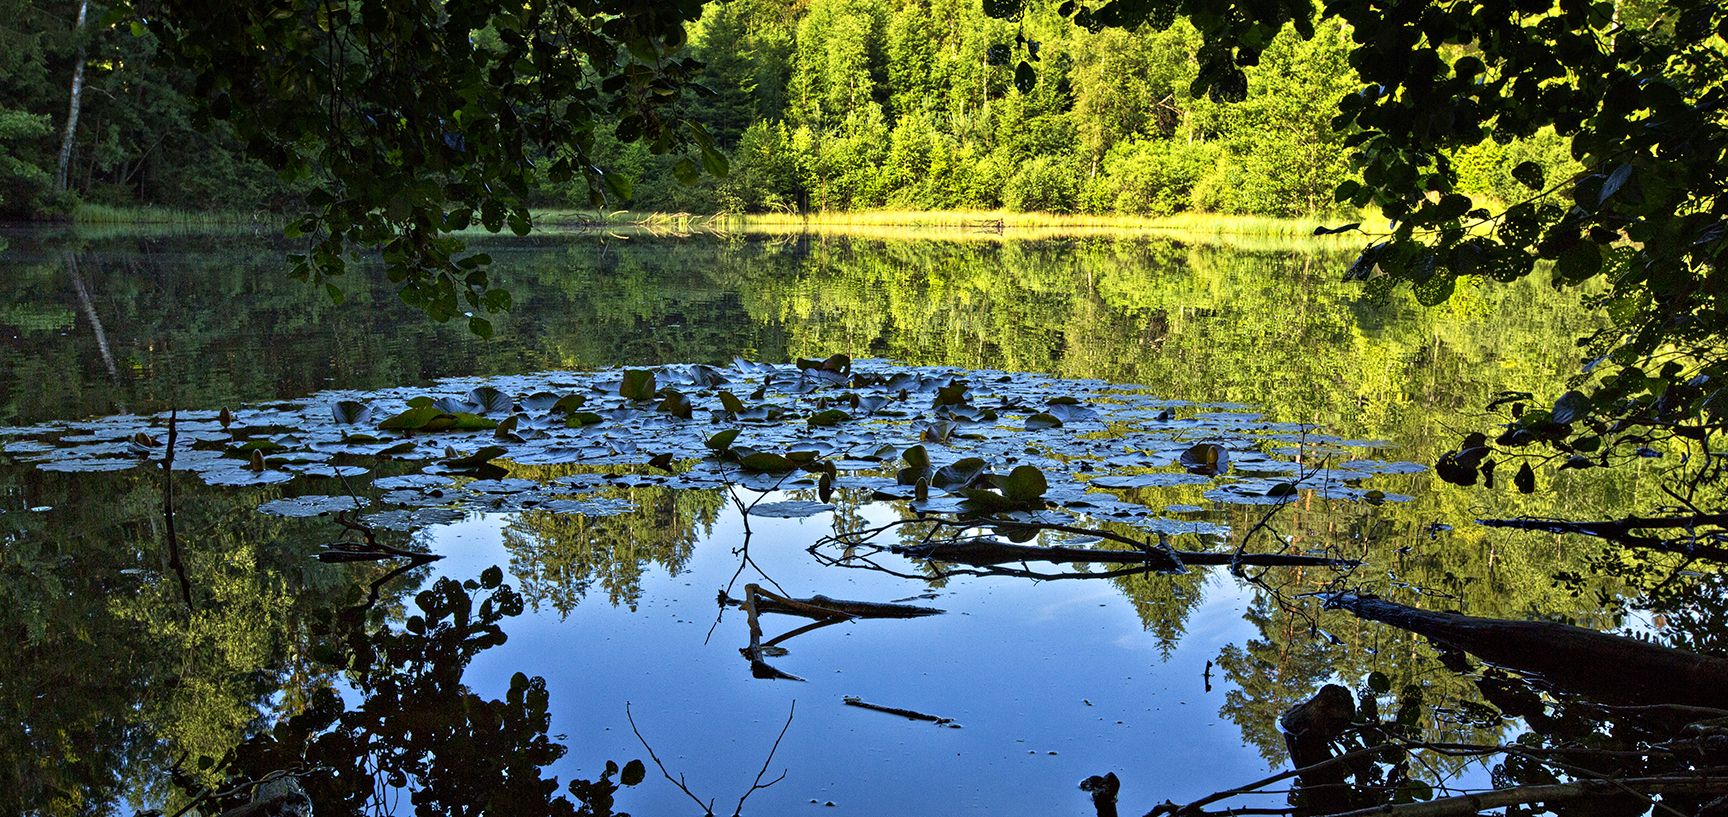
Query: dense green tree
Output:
[[984, 0, 1728, 491]]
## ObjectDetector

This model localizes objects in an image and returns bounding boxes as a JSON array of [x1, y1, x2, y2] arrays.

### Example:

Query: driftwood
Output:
[[1324, 593, 1728, 708], [842, 696, 959, 726], [732, 585, 943, 681], [721, 587, 944, 619], [894, 538, 1359, 571]]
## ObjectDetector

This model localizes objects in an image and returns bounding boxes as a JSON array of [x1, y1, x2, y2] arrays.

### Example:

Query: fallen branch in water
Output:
[[810, 515, 1360, 583], [721, 586, 945, 619], [895, 537, 1359, 571], [1322, 774, 1728, 817], [1477, 513, 1728, 563], [1321, 593, 1728, 709], [842, 696, 960, 727], [162, 408, 194, 609], [730, 583, 944, 681]]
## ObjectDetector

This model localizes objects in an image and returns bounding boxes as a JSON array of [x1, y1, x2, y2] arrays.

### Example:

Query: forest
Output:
[[1, 0, 1576, 220], [6, 0, 1728, 815]]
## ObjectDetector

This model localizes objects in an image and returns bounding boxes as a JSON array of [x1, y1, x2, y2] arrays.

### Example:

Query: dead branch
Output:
[[842, 696, 959, 727], [1478, 514, 1728, 563], [162, 409, 193, 609], [894, 538, 1359, 570], [1321, 775, 1728, 817], [625, 700, 797, 817], [1145, 744, 1401, 816], [626, 702, 719, 816], [1323, 593, 1728, 708], [721, 586, 945, 619], [731, 701, 796, 817]]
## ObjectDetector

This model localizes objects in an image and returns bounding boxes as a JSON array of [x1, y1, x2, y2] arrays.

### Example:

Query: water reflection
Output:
[[0, 227, 1684, 815]]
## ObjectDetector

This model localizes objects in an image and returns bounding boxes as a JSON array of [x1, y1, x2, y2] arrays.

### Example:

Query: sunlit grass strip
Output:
[[716, 209, 1354, 235], [516, 208, 1366, 251], [72, 203, 275, 226]]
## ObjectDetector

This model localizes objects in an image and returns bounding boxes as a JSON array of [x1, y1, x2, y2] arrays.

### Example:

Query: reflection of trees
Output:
[[0, 466, 401, 816], [501, 478, 724, 614], [0, 232, 787, 425]]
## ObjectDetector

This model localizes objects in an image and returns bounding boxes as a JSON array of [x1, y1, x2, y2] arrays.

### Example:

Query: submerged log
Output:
[[842, 696, 959, 726], [1324, 593, 1728, 708], [721, 586, 945, 619], [894, 538, 1358, 570]]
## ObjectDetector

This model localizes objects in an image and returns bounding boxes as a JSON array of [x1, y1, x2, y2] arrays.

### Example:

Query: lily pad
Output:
[[746, 500, 837, 518], [1089, 472, 1212, 489], [258, 495, 368, 517]]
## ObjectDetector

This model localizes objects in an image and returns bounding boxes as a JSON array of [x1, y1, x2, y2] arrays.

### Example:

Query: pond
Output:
[[0, 226, 1664, 816]]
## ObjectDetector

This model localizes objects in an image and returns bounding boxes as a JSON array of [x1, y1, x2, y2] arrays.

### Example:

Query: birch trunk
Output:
[[55, 0, 91, 193]]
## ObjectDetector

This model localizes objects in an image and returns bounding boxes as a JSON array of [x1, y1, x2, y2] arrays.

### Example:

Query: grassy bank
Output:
[[51, 204, 1368, 252], [715, 209, 1348, 236], [528, 208, 1367, 251], [72, 203, 276, 226]]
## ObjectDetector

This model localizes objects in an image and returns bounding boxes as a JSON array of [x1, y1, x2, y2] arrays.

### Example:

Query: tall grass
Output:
[[72, 203, 274, 226]]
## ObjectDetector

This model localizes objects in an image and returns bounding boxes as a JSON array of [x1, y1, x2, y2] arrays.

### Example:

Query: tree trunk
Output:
[[1324, 593, 1728, 708], [56, 0, 91, 193]]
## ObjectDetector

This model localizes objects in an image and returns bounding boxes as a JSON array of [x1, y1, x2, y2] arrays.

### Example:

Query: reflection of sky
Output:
[[430, 502, 1280, 816]]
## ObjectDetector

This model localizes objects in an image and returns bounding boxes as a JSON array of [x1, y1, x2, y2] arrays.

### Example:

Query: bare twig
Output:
[[731, 701, 796, 817], [624, 701, 798, 817], [163, 408, 193, 609], [625, 702, 717, 816]]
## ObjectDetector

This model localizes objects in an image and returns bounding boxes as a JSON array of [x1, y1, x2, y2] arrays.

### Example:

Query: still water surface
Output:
[[0, 227, 1645, 815]]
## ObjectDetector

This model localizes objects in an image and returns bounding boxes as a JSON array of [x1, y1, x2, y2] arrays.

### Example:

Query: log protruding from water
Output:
[[1324, 592, 1728, 708]]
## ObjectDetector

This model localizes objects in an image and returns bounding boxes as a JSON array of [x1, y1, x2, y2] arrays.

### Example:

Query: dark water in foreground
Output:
[[0, 227, 1658, 815]]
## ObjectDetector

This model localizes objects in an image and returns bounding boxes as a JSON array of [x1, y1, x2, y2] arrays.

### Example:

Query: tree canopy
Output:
[[127, 0, 719, 335], [978, 0, 1726, 490]]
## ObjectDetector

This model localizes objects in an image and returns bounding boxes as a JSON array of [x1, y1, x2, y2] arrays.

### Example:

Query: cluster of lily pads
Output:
[[0, 356, 1424, 535]]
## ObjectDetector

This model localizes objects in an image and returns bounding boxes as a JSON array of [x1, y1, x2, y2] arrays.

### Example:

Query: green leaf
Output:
[[379, 405, 443, 431], [1025, 412, 1063, 430], [706, 428, 741, 451], [480, 565, 503, 588], [998, 465, 1048, 504], [565, 411, 604, 427], [656, 390, 693, 419], [550, 394, 587, 414], [620, 369, 657, 401], [444, 445, 507, 470], [718, 390, 747, 414], [807, 408, 850, 426]]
